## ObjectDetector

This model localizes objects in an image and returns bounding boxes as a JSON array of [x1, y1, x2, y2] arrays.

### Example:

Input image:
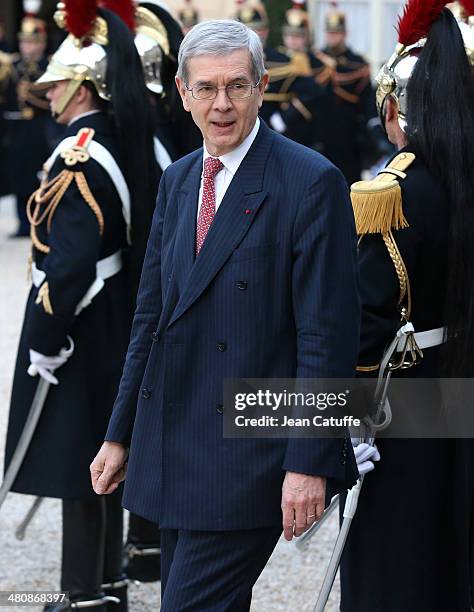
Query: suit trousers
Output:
[[61, 490, 123, 600], [160, 527, 282, 611]]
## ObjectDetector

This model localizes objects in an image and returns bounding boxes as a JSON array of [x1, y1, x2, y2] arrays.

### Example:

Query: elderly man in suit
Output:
[[91, 19, 360, 611]]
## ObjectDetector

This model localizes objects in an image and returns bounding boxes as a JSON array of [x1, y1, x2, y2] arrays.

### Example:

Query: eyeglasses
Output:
[[185, 81, 260, 100]]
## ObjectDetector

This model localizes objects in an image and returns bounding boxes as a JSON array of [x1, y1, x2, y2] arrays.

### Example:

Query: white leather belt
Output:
[[32, 249, 123, 315], [395, 324, 446, 351], [96, 249, 123, 280], [31, 264, 46, 288]]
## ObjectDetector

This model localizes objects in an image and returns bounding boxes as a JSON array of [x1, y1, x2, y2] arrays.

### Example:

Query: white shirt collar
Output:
[[202, 117, 260, 176], [68, 109, 101, 127]]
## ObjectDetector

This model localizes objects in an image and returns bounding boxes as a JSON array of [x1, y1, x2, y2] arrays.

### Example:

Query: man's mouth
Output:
[[212, 121, 235, 128]]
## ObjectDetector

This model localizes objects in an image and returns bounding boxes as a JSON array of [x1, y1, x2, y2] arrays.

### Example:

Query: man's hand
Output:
[[90, 441, 128, 495], [281, 471, 326, 541]]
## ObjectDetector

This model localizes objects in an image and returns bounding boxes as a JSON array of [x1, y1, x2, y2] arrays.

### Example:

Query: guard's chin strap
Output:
[[54, 77, 85, 118], [378, 95, 390, 138]]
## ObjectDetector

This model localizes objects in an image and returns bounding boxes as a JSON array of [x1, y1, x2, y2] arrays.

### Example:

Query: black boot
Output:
[[124, 513, 161, 583], [102, 576, 128, 612], [61, 499, 106, 600], [124, 542, 161, 582], [44, 592, 118, 611]]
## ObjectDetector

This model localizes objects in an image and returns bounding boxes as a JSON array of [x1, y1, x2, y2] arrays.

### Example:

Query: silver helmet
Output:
[[375, 40, 425, 132], [34, 2, 111, 115], [134, 3, 170, 95]]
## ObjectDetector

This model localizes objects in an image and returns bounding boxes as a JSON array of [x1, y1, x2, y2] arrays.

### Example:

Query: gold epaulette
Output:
[[60, 127, 95, 166], [287, 51, 313, 77], [351, 152, 415, 235], [267, 52, 312, 81]]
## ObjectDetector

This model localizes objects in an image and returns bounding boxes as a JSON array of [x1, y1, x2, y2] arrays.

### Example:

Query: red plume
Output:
[[65, 0, 98, 39], [460, 0, 474, 16], [397, 0, 447, 46], [99, 0, 136, 30]]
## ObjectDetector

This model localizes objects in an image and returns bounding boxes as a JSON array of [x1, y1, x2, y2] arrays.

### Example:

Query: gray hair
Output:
[[177, 19, 266, 84]]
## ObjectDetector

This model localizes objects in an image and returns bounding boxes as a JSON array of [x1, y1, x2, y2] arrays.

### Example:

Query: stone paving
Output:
[[0, 197, 340, 611]]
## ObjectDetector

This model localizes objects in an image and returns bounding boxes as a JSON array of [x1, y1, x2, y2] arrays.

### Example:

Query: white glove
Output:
[[352, 440, 381, 476], [269, 112, 287, 134], [27, 336, 75, 385]]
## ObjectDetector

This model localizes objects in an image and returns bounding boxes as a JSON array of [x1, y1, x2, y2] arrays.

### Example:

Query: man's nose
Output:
[[212, 88, 232, 111]]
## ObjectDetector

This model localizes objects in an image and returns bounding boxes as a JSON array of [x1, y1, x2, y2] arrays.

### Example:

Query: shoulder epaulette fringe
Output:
[[351, 152, 415, 235]]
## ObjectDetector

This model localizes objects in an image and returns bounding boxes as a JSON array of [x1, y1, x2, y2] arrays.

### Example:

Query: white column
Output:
[[369, 0, 384, 76]]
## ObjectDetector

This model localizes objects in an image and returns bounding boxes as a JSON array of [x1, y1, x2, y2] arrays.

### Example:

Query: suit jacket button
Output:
[[151, 331, 160, 342], [216, 342, 227, 352], [236, 280, 248, 290], [216, 404, 224, 414], [142, 388, 151, 399]]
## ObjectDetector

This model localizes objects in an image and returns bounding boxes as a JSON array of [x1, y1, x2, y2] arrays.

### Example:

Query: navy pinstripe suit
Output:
[[105, 120, 360, 604]]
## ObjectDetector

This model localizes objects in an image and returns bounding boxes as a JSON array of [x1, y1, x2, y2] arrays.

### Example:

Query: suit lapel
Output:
[[168, 122, 274, 328], [172, 154, 202, 295]]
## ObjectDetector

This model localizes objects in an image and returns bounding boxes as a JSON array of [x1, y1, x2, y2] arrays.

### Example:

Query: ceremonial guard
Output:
[[340, 1, 474, 609], [3, 0, 157, 609], [279, 1, 334, 153], [319, 3, 377, 184], [137, 1, 201, 163], [235, 0, 322, 146], [1, 16, 53, 236], [178, 0, 199, 35]]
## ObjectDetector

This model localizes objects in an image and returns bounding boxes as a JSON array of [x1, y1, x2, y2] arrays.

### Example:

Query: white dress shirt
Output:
[[197, 117, 260, 220]]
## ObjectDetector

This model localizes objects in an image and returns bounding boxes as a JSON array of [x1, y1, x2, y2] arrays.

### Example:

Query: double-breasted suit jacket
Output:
[[105, 120, 360, 530]]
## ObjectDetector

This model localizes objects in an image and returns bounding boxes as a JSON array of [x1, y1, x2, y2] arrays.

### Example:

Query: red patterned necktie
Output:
[[196, 156, 224, 255]]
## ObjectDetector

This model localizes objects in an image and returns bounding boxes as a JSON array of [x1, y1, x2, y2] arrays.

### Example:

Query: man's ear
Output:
[[385, 95, 398, 123], [257, 72, 269, 108], [75, 83, 90, 106], [175, 76, 191, 112]]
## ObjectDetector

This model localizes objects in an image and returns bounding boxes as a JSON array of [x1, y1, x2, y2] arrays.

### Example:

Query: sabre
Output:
[[296, 494, 339, 552], [0, 378, 50, 511], [0, 336, 74, 513], [297, 324, 411, 553], [15, 496, 44, 540], [307, 323, 420, 611]]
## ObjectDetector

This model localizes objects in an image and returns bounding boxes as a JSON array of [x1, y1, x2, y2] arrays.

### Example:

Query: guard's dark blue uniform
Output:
[[340, 150, 474, 612], [5, 112, 132, 499], [260, 46, 324, 147], [318, 46, 376, 185]]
